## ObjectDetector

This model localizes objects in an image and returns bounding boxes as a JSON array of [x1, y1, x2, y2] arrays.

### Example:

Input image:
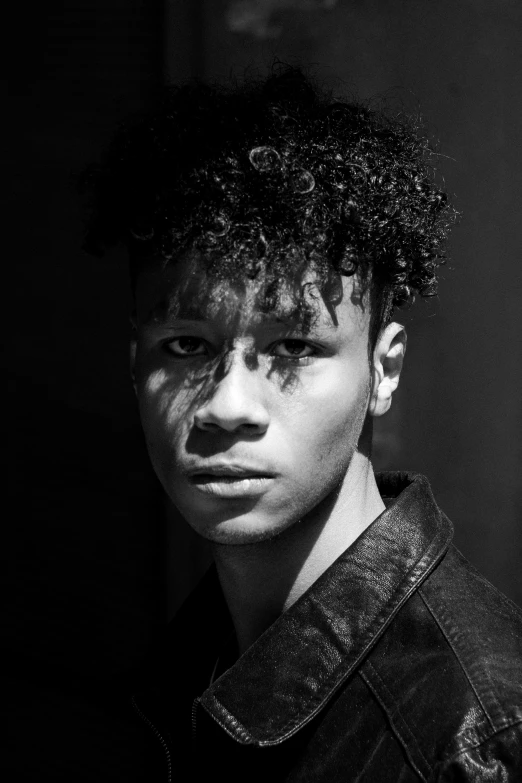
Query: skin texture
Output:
[[131, 255, 405, 652]]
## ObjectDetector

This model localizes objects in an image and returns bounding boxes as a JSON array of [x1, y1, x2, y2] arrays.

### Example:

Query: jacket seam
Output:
[[204, 697, 255, 744], [359, 662, 431, 782], [418, 587, 498, 731]]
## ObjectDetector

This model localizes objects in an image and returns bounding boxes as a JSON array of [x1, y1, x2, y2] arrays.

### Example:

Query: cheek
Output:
[[135, 367, 193, 472], [136, 341, 200, 425], [284, 364, 370, 460]]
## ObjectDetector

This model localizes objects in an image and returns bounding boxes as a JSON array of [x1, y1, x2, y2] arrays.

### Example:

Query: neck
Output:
[[212, 451, 384, 655]]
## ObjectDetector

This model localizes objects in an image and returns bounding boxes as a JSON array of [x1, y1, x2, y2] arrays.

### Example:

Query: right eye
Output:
[[164, 337, 207, 357]]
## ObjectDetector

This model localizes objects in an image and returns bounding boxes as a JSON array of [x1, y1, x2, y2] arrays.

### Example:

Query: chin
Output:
[[189, 513, 293, 546]]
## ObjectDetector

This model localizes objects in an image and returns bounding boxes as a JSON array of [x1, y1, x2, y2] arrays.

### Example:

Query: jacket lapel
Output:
[[199, 472, 452, 745]]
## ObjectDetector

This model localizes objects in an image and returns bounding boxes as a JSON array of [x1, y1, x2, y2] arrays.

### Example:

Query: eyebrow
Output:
[[144, 300, 305, 328], [143, 301, 206, 325], [145, 315, 312, 333]]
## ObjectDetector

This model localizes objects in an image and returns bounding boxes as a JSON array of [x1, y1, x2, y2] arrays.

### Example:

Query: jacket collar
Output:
[[139, 472, 452, 747]]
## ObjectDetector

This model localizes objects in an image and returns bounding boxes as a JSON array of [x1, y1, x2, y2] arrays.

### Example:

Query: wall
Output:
[[4, 3, 165, 779]]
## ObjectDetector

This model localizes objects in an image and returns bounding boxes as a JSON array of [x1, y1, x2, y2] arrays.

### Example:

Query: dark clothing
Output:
[[133, 472, 522, 781]]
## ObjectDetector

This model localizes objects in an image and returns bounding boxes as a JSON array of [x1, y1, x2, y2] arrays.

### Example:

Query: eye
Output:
[[272, 339, 316, 360], [164, 336, 207, 357]]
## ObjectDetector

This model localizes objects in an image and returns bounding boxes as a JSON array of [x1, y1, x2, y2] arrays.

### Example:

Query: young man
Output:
[[85, 68, 522, 780]]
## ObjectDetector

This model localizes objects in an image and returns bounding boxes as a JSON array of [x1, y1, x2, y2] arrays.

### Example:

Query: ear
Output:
[[129, 312, 138, 395], [368, 322, 406, 418]]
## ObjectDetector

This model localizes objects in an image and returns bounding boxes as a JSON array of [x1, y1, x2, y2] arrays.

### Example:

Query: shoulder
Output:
[[420, 542, 522, 723], [361, 538, 522, 779]]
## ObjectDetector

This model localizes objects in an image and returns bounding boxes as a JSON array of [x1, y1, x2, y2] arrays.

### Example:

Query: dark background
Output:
[[3, 1, 522, 779]]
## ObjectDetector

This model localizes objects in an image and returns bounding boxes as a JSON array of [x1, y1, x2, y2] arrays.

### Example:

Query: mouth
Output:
[[187, 465, 276, 498]]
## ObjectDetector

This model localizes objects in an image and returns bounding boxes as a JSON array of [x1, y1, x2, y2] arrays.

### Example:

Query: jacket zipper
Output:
[[191, 697, 199, 752], [131, 695, 172, 783]]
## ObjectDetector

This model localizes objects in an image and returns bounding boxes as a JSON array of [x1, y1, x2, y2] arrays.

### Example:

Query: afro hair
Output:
[[81, 66, 457, 339]]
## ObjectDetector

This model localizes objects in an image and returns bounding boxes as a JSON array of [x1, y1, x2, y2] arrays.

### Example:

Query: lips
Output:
[[188, 464, 276, 479], [186, 463, 277, 498]]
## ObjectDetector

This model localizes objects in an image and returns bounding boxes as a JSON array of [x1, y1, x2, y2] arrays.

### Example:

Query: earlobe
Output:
[[368, 323, 406, 418]]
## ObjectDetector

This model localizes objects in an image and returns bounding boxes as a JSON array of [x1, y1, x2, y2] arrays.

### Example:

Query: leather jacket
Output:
[[133, 472, 522, 781]]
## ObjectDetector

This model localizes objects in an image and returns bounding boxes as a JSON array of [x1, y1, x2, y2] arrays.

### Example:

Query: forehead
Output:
[[134, 255, 370, 336]]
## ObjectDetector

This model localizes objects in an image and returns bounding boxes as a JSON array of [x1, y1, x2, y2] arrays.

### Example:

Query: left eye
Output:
[[165, 337, 207, 356], [272, 340, 315, 359]]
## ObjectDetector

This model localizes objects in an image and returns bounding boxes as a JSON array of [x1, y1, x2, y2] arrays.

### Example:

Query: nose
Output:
[[193, 353, 270, 435]]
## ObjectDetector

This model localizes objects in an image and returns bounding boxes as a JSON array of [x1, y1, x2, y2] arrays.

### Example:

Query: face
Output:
[[131, 256, 401, 545]]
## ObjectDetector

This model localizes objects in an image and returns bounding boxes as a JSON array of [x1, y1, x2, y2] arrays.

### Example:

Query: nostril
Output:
[[193, 408, 269, 434], [194, 418, 221, 433]]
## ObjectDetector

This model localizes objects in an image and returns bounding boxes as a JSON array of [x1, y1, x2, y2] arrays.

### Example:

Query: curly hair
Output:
[[81, 66, 457, 343]]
